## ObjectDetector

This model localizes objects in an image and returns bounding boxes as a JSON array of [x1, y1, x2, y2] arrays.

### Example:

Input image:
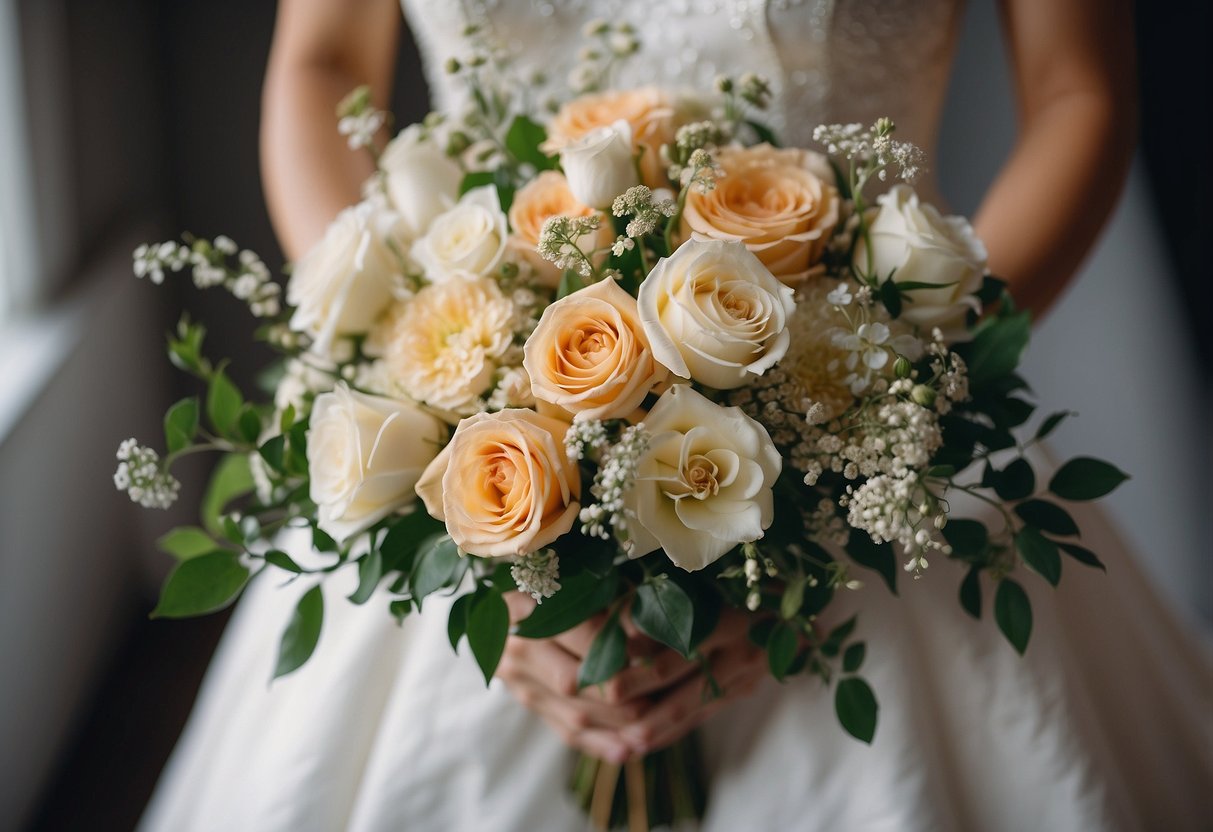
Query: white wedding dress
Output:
[[140, 2, 1213, 830]]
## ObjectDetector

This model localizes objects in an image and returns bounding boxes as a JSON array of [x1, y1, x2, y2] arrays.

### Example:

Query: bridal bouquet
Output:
[[117, 22, 1125, 831]]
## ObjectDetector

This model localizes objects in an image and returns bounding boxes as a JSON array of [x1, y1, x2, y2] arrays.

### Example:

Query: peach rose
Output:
[[523, 278, 668, 421], [415, 410, 581, 557], [682, 144, 840, 284], [544, 87, 676, 189], [508, 171, 612, 287]]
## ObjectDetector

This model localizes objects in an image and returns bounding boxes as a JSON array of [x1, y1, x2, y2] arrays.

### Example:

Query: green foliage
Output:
[[1014, 499, 1079, 537], [264, 549, 303, 574], [273, 585, 324, 679], [410, 534, 464, 605], [467, 590, 510, 684], [835, 677, 878, 743], [1035, 410, 1071, 441], [505, 115, 557, 170], [515, 570, 619, 638], [878, 278, 902, 318], [632, 577, 695, 658], [819, 615, 857, 659], [152, 551, 250, 618], [157, 526, 216, 561], [991, 458, 1035, 501], [577, 613, 627, 689], [994, 579, 1032, 654], [959, 565, 982, 619], [206, 369, 244, 438], [779, 576, 807, 620], [842, 642, 866, 673], [347, 549, 384, 605], [1015, 526, 1061, 586], [745, 119, 780, 147], [163, 398, 199, 455], [1049, 458, 1129, 501], [957, 309, 1031, 390], [167, 317, 210, 376], [380, 510, 446, 574], [766, 622, 799, 681], [447, 592, 474, 649], [1058, 541, 1106, 572], [846, 529, 897, 595], [557, 269, 585, 300], [942, 519, 989, 562], [201, 454, 254, 536]]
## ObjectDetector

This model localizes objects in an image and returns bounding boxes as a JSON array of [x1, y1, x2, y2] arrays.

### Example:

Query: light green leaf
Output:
[[505, 114, 555, 169], [1049, 457, 1129, 501], [151, 551, 249, 618], [557, 269, 585, 300], [767, 622, 799, 681], [835, 677, 878, 743], [273, 584, 324, 679], [206, 369, 244, 437], [264, 549, 303, 574], [632, 578, 694, 657], [164, 397, 199, 455], [156, 526, 216, 561], [467, 591, 510, 684], [994, 578, 1032, 654], [201, 454, 254, 536], [577, 613, 627, 689]]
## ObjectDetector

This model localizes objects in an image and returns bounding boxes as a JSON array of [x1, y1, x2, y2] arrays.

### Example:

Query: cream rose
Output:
[[415, 410, 581, 557], [368, 273, 515, 419], [508, 171, 612, 286], [545, 87, 676, 189], [856, 184, 987, 336], [625, 385, 780, 571], [287, 201, 404, 354], [379, 128, 463, 239], [638, 239, 795, 390], [523, 278, 667, 421], [682, 143, 840, 284], [308, 383, 447, 543], [410, 185, 508, 280], [558, 120, 640, 209]]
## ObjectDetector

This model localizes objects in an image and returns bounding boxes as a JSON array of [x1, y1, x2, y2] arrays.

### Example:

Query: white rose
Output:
[[856, 184, 988, 336], [625, 384, 781, 571], [638, 239, 796, 390], [380, 128, 463, 238], [410, 185, 508, 281], [287, 201, 404, 355], [307, 383, 447, 543], [559, 120, 640, 209]]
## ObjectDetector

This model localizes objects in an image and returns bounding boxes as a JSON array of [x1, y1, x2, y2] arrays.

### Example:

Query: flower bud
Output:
[[893, 355, 912, 379], [444, 57, 461, 75], [910, 384, 936, 407]]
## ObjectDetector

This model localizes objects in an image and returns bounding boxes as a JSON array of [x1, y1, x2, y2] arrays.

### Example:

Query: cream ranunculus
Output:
[[558, 120, 640, 209], [856, 184, 988, 336], [523, 278, 668, 421], [410, 185, 508, 280], [625, 384, 780, 571], [368, 273, 515, 419], [682, 144, 840, 284], [287, 201, 404, 355], [379, 127, 463, 239], [307, 383, 447, 543], [638, 239, 796, 390], [415, 409, 581, 557], [508, 170, 612, 287]]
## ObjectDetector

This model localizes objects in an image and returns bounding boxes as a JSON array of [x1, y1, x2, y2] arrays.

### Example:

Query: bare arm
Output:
[[974, 0, 1137, 319], [261, 0, 401, 261]]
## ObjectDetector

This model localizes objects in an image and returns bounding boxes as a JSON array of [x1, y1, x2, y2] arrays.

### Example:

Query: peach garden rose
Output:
[[508, 171, 612, 287]]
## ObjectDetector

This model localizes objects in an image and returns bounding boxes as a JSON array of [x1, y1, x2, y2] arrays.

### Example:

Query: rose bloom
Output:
[[523, 278, 667, 421], [544, 87, 676, 189], [508, 171, 612, 286], [682, 144, 840, 284], [855, 184, 987, 338], [559, 120, 641, 209], [625, 385, 781, 571], [308, 383, 447, 544], [287, 201, 404, 355], [411, 185, 509, 281], [415, 409, 581, 557], [369, 274, 515, 419], [379, 127, 462, 239], [638, 239, 795, 390]]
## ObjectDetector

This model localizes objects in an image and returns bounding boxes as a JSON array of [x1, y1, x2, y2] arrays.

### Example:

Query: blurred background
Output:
[[0, 1, 1207, 829]]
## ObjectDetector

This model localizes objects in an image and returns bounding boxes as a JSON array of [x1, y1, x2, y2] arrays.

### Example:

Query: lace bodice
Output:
[[401, 0, 965, 189]]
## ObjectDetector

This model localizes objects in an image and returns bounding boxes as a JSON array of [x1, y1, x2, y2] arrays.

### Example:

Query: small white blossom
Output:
[[113, 438, 180, 509], [511, 549, 562, 602]]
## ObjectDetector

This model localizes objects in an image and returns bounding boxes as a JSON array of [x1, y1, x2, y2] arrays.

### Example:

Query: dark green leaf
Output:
[[846, 530, 897, 595], [748, 617, 777, 648], [152, 551, 250, 618], [200, 454, 254, 536], [632, 578, 695, 657], [745, 119, 780, 146], [467, 591, 510, 684], [820, 615, 857, 658], [156, 526, 215, 561], [1058, 541, 1106, 572], [994, 579, 1032, 654], [925, 464, 956, 478], [959, 309, 1031, 389], [835, 677, 878, 743], [312, 526, 339, 553], [389, 598, 412, 624], [410, 534, 463, 603], [264, 549, 303, 574], [577, 614, 627, 689], [448, 592, 474, 649], [1049, 457, 1129, 501], [894, 279, 959, 292], [878, 278, 902, 317], [1016, 526, 1061, 586], [206, 370, 244, 437], [1014, 499, 1079, 537], [1036, 410, 1072, 441], [164, 397, 199, 455], [237, 405, 263, 445], [347, 549, 384, 605], [976, 274, 1008, 306], [942, 519, 988, 560], [959, 565, 982, 619], [842, 641, 866, 673], [459, 170, 495, 196], [767, 622, 799, 681], [557, 268, 585, 300], [273, 585, 324, 679], [992, 458, 1035, 501], [379, 510, 445, 574], [258, 434, 286, 473], [515, 570, 619, 638]]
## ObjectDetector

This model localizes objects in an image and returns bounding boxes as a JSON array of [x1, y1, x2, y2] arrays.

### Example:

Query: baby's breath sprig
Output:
[[536, 214, 605, 279], [568, 19, 640, 94], [714, 73, 774, 141], [663, 149, 724, 253], [133, 236, 283, 319], [336, 85, 390, 158]]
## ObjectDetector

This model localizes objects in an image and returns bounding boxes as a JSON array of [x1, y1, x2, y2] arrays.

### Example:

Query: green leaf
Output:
[[842, 641, 866, 673], [632, 578, 695, 657], [960, 309, 1031, 389], [152, 551, 250, 618], [577, 613, 627, 689], [264, 549, 303, 574], [448, 592, 474, 649], [410, 534, 463, 603], [846, 530, 897, 595], [994, 579, 1032, 654], [273, 585, 324, 679], [206, 369, 244, 437], [237, 404, 263, 445], [1015, 526, 1061, 586], [924, 464, 956, 478], [835, 677, 878, 743], [1058, 541, 1107, 572], [201, 454, 254, 536], [467, 591, 510, 684], [820, 615, 857, 659], [1049, 457, 1129, 501], [780, 576, 806, 620], [505, 114, 556, 169], [959, 565, 982, 619], [379, 510, 445, 574], [164, 397, 199, 455], [992, 458, 1035, 501], [312, 526, 339, 553], [1036, 410, 1072, 441], [894, 279, 959, 292], [942, 519, 989, 561], [515, 570, 619, 638], [767, 622, 799, 681], [389, 598, 413, 624], [347, 549, 384, 605], [458, 170, 495, 196], [258, 434, 286, 473], [557, 268, 585, 300], [878, 278, 902, 317], [745, 119, 780, 146], [976, 274, 1008, 306], [156, 526, 216, 561], [1014, 499, 1079, 537]]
